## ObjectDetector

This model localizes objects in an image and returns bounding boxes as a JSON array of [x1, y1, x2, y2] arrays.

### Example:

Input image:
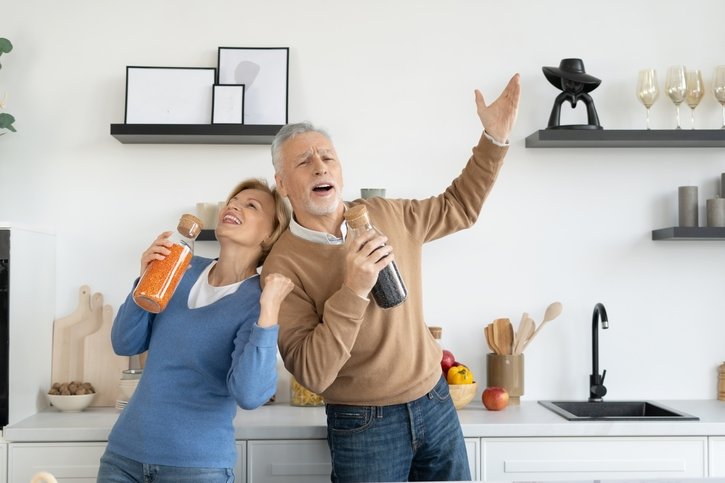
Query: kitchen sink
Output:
[[538, 400, 699, 421]]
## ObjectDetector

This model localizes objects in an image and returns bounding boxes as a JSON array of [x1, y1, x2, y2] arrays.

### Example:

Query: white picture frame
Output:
[[124, 66, 216, 124], [217, 47, 288, 125], [212, 84, 245, 124]]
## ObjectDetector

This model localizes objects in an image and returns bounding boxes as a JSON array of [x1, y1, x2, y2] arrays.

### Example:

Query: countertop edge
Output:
[[4, 400, 725, 443]]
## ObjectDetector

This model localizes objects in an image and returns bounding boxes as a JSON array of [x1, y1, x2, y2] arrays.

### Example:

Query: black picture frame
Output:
[[217, 47, 289, 125], [125, 66, 216, 124], [212, 84, 245, 124]]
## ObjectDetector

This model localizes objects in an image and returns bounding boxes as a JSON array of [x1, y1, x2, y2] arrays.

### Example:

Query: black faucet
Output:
[[589, 303, 609, 402]]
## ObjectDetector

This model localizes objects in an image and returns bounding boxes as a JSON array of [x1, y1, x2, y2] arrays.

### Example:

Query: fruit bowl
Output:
[[47, 393, 95, 412], [449, 381, 477, 410]]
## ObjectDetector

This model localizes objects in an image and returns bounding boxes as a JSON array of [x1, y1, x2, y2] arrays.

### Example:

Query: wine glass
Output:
[[665, 65, 687, 129], [685, 69, 704, 129], [714, 66, 725, 129], [637, 69, 659, 129]]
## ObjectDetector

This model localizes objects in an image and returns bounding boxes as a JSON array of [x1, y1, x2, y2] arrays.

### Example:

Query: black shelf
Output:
[[110, 124, 283, 144], [197, 229, 217, 241], [652, 227, 725, 240], [526, 129, 725, 148]]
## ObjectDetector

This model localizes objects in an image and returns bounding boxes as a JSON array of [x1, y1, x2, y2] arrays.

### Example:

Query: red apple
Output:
[[482, 386, 509, 411], [441, 350, 456, 375]]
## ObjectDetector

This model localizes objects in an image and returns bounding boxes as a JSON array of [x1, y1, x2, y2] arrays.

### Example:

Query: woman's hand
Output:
[[139, 231, 173, 277], [258, 273, 294, 327]]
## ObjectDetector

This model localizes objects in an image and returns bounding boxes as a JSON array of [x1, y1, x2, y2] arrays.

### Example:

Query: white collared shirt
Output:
[[289, 214, 347, 245]]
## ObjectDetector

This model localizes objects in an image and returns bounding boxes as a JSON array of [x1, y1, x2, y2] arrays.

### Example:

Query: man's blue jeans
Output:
[[325, 376, 470, 482], [97, 449, 234, 482]]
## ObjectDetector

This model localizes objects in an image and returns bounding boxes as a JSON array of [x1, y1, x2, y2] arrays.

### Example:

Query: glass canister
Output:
[[133, 214, 203, 313], [428, 326, 443, 346], [344, 204, 407, 309], [290, 377, 324, 407], [719, 362, 725, 401]]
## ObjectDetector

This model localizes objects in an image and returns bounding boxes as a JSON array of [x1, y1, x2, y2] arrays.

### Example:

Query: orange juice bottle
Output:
[[132, 214, 203, 313]]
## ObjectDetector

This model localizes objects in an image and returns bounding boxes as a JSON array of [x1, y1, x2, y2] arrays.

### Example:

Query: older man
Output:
[[262, 74, 520, 482]]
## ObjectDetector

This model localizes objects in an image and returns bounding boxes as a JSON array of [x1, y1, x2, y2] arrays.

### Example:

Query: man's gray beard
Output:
[[305, 195, 342, 216]]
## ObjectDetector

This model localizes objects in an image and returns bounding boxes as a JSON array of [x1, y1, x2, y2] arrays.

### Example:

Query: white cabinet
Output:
[[0, 440, 7, 483], [709, 436, 725, 476], [247, 438, 478, 483], [247, 439, 330, 483], [236, 441, 247, 483], [464, 437, 479, 480], [8, 442, 106, 482], [482, 436, 707, 481], [8, 442, 245, 482], [1, 226, 55, 427]]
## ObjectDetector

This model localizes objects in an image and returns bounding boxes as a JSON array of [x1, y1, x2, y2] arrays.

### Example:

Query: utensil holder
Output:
[[486, 353, 524, 404]]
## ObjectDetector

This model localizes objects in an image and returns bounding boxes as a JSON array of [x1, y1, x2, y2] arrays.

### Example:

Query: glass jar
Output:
[[719, 362, 725, 401], [133, 214, 203, 313], [428, 326, 443, 346], [344, 204, 407, 309], [290, 377, 324, 407]]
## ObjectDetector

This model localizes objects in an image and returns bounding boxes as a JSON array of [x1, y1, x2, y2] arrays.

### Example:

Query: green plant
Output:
[[0, 37, 16, 134]]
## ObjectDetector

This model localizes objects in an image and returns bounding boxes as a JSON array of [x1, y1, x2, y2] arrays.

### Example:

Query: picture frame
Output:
[[217, 47, 289, 125], [212, 84, 245, 124], [124, 66, 216, 124]]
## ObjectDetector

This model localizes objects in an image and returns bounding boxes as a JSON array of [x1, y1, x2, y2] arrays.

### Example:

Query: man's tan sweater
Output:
[[262, 133, 508, 406]]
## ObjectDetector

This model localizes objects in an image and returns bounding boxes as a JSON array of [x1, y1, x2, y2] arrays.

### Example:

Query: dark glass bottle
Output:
[[344, 205, 407, 309]]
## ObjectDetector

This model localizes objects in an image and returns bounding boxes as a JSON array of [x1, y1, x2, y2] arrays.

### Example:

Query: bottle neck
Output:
[[169, 231, 195, 249]]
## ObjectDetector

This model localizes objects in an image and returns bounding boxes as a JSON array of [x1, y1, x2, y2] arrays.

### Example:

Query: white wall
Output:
[[2, 0, 724, 402]]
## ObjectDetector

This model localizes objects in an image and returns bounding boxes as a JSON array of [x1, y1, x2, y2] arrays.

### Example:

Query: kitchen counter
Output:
[[4, 399, 725, 442]]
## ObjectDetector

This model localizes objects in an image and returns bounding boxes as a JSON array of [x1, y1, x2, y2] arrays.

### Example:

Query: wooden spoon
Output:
[[493, 318, 514, 355], [524, 301, 563, 350], [513, 314, 536, 355]]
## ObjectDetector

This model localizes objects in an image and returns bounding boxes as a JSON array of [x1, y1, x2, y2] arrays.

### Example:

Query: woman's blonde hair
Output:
[[225, 178, 290, 267]]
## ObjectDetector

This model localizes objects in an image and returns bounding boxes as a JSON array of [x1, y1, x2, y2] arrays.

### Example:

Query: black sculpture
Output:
[[543, 58, 602, 129]]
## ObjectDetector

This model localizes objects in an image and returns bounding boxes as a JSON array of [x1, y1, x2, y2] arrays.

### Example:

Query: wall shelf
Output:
[[110, 124, 282, 144], [526, 129, 725, 148], [652, 227, 725, 240]]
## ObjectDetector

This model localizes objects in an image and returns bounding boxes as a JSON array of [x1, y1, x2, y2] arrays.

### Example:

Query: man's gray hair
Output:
[[271, 122, 331, 174]]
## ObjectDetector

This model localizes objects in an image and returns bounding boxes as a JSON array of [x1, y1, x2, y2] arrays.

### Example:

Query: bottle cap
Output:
[[344, 204, 369, 228], [177, 214, 204, 238]]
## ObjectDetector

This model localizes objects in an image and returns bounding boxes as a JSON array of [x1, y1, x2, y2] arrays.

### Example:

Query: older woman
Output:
[[98, 178, 292, 483]]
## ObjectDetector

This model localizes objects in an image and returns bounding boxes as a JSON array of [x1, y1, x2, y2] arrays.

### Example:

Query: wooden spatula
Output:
[[513, 314, 536, 354], [485, 324, 499, 354], [493, 318, 514, 355]]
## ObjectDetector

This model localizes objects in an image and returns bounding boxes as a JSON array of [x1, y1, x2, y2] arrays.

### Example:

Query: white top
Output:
[[187, 260, 257, 308]]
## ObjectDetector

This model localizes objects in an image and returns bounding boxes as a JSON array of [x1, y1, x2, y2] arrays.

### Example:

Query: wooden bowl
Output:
[[449, 381, 477, 410]]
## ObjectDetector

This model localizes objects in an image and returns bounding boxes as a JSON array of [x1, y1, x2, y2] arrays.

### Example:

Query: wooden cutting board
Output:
[[52, 286, 92, 384], [83, 302, 129, 407], [63, 292, 104, 382]]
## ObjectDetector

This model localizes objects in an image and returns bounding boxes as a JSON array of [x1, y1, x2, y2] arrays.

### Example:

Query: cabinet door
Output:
[[0, 441, 7, 483], [709, 436, 725, 476], [482, 436, 707, 481], [464, 437, 479, 480], [236, 441, 246, 483], [9, 442, 106, 483], [247, 440, 330, 483]]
